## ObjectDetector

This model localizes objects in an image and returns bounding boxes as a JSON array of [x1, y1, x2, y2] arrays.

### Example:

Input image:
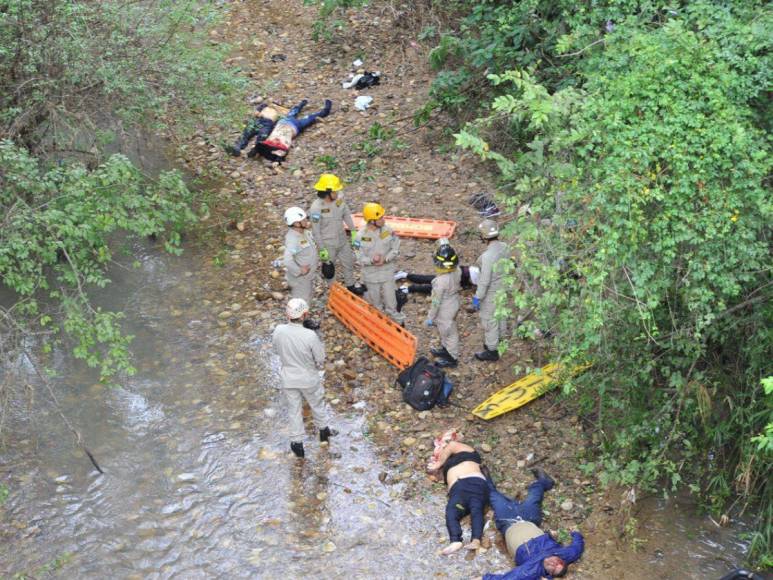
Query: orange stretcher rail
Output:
[[327, 283, 417, 370], [350, 214, 457, 240]]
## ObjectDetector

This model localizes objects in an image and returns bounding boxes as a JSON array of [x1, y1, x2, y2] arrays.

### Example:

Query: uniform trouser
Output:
[[436, 308, 460, 359], [323, 240, 355, 287], [486, 477, 553, 533], [364, 277, 405, 324], [288, 272, 316, 306], [445, 476, 489, 542], [283, 383, 329, 442], [480, 293, 506, 350]]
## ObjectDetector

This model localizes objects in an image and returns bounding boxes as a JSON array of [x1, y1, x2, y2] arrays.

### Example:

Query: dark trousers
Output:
[[445, 476, 489, 542], [486, 477, 553, 534]]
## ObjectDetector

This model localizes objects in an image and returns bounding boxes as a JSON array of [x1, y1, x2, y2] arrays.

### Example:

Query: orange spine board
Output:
[[326, 283, 417, 369], [350, 214, 456, 240]]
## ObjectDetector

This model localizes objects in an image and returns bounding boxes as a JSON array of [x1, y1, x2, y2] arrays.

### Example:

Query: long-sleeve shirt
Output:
[[475, 240, 509, 302], [354, 225, 400, 282], [482, 531, 585, 580], [283, 228, 318, 278], [271, 322, 325, 389], [428, 268, 461, 321], [309, 196, 355, 248]]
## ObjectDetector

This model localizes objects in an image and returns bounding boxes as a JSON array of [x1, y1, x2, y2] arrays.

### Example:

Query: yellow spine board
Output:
[[471, 363, 588, 420]]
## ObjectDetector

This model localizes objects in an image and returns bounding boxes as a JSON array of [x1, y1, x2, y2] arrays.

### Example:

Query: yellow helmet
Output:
[[314, 173, 343, 193], [363, 202, 385, 222]]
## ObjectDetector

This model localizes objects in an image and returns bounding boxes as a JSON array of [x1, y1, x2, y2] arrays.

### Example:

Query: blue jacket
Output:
[[482, 531, 585, 580]]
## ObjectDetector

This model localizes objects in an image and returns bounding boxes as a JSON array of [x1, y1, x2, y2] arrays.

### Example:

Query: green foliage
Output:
[[442, 0, 772, 565], [0, 483, 8, 506], [0, 141, 200, 378], [0, 1, 243, 386], [315, 155, 339, 170], [303, 0, 370, 40], [0, 0, 245, 151]]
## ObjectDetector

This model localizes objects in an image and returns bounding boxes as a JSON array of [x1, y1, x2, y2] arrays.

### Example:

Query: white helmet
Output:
[[478, 219, 499, 239], [284, 207, 307, 226], [468, 265, 480, 286], [286, 298, 309, 320]]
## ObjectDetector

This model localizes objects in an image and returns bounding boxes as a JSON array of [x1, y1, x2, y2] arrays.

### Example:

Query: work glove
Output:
[[472, 296, 481, 311], [319, 248, 330, 261], [350, 230, 358, 246], [425, 318, 434, 327]]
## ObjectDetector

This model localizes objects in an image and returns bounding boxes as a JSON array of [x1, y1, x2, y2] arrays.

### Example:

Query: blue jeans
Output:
[[487, 477, 553, 533], [446, 476, 489, 542], [282, 100, 329, 133]]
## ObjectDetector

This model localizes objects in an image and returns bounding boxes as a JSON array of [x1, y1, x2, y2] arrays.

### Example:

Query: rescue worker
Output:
[[425, 241, 462, 368], [472, 219, 509, 361], [308, 173, 364, 295], [283, 206, 320, 330], [354, 202, 405, 326], [224, 103, 279, 157], [272, 298, 337, 458]]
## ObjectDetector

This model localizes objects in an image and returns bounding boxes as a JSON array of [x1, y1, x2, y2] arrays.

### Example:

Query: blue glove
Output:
[[472, 296, 481, 310], [425, 319, 434, 327]]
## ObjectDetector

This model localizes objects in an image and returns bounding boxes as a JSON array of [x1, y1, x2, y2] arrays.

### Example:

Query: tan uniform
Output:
[[505, 521, 544, 556], [309, 196, 356, 287], [283, 228, 318, 305], [354, 224, 404, 324], [475, 240, 509, 350], [271, 322, 329, 442], [428, 268, 461, 359]]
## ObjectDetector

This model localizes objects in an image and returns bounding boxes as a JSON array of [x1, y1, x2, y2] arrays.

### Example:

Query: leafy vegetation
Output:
[[423, 0, 771, 566], [1, 1, 244, 389]]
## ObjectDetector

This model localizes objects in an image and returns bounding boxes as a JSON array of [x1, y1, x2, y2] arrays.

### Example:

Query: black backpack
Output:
[[397, 356, 446, 411]]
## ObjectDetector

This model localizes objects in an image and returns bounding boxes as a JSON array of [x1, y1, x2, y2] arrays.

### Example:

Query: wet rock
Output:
[[218, 310, 232, 319], [401, 437, 416, 447], [271, 291, 284, 300], [561, 500, 574, 512]]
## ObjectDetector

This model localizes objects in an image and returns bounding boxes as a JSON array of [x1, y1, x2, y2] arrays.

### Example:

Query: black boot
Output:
[[531, 467, 555, 490], [347, 284, 366, 296], [223, 143, 241, 157], [430, 345, 450, 358], [435, 356, 458, 368], [319, 99, 332, 117], [475, 348, 500, 362], [319, 427, 338, 443], [396, 288, 409, 312], [303, 318, 320, 330], [290, 441, 305, 458]]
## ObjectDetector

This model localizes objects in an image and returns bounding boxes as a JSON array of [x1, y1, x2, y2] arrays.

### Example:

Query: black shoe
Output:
[[320, 99, 332, 118], [531, 467, 555, 490], [246, 147, 258, 158], [395, 288, 408, 312], [290, 442, 305, 458], [223, 143, 241, 157], [303, 319, 320, 330], [435, 356, 458, 368], [475, 349, 500, 362], [430, 345, 450, 358], [347, 283, 366, 296], [319, 427, 338, 443]]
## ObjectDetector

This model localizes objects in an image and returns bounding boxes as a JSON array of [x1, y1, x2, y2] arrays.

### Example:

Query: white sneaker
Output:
[[394, 270, 408, 280]]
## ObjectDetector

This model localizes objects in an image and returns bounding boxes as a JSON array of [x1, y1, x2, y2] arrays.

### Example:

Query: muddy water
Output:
[[0, 241, 511, 578]]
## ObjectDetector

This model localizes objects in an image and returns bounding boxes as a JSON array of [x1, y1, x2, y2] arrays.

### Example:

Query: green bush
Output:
[[446, 0, 771, 566], [0, 1, 244, 382]]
